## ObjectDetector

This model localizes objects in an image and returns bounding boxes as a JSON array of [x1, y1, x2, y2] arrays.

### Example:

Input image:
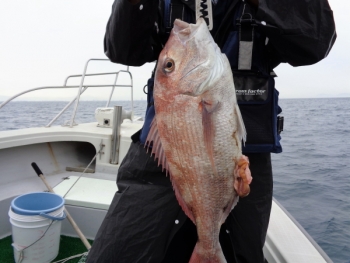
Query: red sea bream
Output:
[[146, 18, 252, 263]]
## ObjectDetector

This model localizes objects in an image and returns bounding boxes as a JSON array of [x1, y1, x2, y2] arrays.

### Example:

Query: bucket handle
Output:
[[39, 211, 66, 221]]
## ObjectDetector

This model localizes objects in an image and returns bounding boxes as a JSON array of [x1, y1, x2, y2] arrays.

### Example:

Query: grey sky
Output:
[[0, 0, 349, 101]]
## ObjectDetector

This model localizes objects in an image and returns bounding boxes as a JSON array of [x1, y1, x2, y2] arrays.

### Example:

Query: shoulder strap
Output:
[[213, 0, 240, 49], [164, 0, 189, 33], [164, 0, 172, 32]]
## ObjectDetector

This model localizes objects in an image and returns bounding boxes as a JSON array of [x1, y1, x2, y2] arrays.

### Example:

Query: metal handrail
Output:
[[107, 73, 119, 108], [69, 59, 132, 127], [0, 58, 134, 127], [64, 72, 121, 86], [0, 86, 78, 109], [47, 71, 132, 127], [46, 86, 88, 128]]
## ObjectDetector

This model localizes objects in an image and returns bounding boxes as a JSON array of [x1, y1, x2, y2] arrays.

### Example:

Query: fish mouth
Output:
[[173, 18, 206, 33], [173, 19, 190, 34], [173, 19, 203, 43]]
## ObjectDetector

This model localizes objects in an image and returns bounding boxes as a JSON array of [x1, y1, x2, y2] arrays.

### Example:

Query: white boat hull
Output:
[[0, 119, 332, 262]]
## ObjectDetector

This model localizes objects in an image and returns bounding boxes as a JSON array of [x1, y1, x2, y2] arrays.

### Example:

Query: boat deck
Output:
[[0, 235, 91, 263], [54, 175, 118, 210]]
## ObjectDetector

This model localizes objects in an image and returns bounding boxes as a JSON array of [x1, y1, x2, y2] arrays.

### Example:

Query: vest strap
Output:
[[164, 0, 186, 33], [237, 4, 257, 70]]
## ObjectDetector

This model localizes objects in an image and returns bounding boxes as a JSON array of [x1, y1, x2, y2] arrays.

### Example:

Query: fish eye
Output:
[[164, 58, 175, 73]]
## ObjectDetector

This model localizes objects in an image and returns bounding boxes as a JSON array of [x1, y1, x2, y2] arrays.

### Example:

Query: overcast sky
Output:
[[0, 0, 349, 102]]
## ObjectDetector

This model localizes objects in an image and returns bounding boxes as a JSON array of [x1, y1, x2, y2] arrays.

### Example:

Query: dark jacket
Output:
[[104, 0, 336, 68], [86, 1, 337, 262], [103, 0, 336, 153], [87, 140, 275, 263]]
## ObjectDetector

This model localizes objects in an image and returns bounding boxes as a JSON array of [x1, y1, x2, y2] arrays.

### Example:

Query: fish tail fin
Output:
[[189, 242, 227, 263]]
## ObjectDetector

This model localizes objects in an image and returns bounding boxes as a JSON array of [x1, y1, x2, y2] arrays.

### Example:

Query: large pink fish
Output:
[[146, 18, 252, 263]]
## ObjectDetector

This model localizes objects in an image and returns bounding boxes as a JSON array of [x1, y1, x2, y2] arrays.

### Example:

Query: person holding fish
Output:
[[86, 0, 336, 262]]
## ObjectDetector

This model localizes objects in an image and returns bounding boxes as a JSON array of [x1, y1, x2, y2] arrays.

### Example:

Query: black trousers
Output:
[[87, 141, 273, 263]]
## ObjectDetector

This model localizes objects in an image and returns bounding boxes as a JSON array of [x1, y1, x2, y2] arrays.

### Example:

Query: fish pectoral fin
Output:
[[145, 117, 170, 174], [201, 98, 220, 113], [234, 155, 252, 197], [201, 99, 219, 173]]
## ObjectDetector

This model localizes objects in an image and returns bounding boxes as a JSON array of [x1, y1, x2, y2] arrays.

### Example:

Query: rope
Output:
[[63, 153, 98, 198], [14, 221, 55, 263], [63, 139, 106, 198], [51, 251, 89, 263], [50, 144, 103, 262]]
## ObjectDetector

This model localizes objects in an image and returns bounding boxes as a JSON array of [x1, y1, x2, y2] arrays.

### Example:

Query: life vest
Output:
[[140, 0, 283, 153]]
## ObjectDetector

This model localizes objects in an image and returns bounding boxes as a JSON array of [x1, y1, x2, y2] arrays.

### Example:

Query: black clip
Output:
[[236, 13, 257, 27], [143, 84, 148, 94], [236, 13, 257, 42], [277, 116, 284, 134]]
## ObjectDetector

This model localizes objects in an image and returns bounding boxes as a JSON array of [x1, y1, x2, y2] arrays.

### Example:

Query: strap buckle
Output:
[[277, 116, 284, 134]]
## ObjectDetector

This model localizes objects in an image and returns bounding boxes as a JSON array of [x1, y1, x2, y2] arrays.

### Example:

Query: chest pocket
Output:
[[220, 3, 283, 153], [234, 74, 283, 153]]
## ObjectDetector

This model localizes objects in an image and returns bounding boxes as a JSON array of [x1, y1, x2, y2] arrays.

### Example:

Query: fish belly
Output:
[[155, 91, 240, 262]]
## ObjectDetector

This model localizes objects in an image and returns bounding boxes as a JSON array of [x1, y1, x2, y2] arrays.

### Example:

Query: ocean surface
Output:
[[1, 98, 349, 263]]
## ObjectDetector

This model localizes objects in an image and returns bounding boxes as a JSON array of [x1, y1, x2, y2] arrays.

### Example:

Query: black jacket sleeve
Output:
[[256, 0, 336, 67], [104, 0, 336, 68], [104, 0, 160, 66]]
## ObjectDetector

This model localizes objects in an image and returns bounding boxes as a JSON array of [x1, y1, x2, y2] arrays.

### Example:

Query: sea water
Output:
[[273, 98, 350, 263], [0, 98, 349, 263]]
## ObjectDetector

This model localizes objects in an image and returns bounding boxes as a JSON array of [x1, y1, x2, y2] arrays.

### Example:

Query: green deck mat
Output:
[[0, 235, 92, 263]]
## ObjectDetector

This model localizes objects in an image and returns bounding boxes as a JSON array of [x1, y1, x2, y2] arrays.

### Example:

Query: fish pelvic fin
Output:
[[235, 103, 247, 145], [189, 242, 227, 263], [145, 117, 170, 174]]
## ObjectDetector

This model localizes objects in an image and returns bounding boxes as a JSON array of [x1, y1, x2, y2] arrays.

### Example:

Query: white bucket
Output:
[[9, 193, 66, 263]]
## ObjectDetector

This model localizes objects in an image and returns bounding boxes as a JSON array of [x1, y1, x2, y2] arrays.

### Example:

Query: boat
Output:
[[0, 58, 333, 263]]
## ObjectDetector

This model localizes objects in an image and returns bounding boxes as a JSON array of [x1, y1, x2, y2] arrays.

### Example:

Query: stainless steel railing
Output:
[[0, 58, 134, 128]]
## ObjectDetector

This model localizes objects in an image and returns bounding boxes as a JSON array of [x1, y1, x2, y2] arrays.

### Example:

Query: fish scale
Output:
[[146, 18, 252, 263]]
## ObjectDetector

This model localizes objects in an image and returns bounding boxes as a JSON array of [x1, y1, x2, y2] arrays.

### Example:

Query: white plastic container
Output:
[[9, 193, 66, 263]]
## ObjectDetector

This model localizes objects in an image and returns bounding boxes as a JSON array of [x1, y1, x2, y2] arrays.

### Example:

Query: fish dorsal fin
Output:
[[145, 117, 170, 174], [235, 103, 247, 145]]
